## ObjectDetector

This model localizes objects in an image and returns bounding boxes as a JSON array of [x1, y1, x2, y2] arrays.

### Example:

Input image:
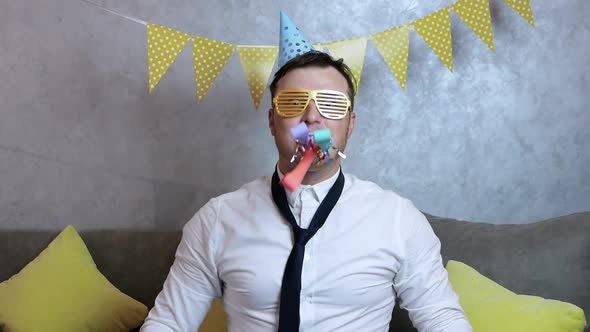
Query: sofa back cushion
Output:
[[428, 212, 590, 325], [0, 230, 181, 308], [1, 212, 588, 329]]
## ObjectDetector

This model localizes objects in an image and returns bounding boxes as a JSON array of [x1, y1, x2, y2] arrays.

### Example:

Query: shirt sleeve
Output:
[[393, 199, 473, 332], [140, 198, 223, 332]]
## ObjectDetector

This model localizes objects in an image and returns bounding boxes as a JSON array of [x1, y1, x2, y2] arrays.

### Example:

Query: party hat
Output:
[[278, 11, 315, 67]]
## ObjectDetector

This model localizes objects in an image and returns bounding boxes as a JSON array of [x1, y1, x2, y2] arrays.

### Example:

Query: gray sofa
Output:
[[1, 212, 589, 331]]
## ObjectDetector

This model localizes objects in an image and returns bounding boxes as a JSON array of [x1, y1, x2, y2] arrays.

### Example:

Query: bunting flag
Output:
[[136, 0, 536, 107], [312, 44, 323, 51], [413, 8, 454, 72], [236, 46, 278, 110], [453, 0, 495, 51], [147, 23, 190, 93], [323, 37, 368, 92], [502, 0, 535, 26], [371, 25, 410, 90], [192, 37, 235, 102]]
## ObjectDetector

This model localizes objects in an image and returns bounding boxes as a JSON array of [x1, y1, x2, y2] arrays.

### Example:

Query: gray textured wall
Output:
[[0, 0, 588, 230]]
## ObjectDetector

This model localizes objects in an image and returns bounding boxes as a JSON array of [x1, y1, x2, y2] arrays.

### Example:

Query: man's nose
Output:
[[302, 99, 321, 125]]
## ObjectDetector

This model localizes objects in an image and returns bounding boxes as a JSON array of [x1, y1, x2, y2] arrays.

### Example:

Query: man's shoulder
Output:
[[343, 173, 409, 203], [343, 173, 428, 230], [185, 176, 271, 228], [212, 175, 271, 205]]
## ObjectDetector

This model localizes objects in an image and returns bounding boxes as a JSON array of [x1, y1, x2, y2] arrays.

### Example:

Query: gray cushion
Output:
[[390, 212, 590, 331], [429, 212, 590, 321]]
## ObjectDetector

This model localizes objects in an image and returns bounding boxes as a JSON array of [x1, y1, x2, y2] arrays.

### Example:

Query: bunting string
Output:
[[79, 0, 535, 110]]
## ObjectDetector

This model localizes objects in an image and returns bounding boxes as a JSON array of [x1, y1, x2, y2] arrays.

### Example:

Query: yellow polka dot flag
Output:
[[192, 37, 235, 102], [453, 0, 495, 51], [413, 8, 454, 72], [147, 23, 190, 93], [236, 46, 278, 110], [371, 25, 410, 90], [502, 0, 535, 27], [323, 37, 368, 94]]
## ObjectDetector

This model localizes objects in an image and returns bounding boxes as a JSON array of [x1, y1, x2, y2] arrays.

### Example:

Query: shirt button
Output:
[[304, 254, 311, 261]]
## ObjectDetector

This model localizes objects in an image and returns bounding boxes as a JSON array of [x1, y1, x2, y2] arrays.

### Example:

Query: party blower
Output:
[[280, 123, 347, 192]]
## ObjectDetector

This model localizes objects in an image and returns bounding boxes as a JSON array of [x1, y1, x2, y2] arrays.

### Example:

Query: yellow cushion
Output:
[[446, 260, 587, 332], [0, 225, 148, 332], [200, 299, 228, 332]]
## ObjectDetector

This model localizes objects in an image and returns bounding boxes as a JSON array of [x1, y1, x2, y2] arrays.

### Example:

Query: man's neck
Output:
[[278, 158, 341, 186]]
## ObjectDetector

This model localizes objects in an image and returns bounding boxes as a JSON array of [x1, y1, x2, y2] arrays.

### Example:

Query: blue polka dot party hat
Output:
[[278, 11, 316, 67]]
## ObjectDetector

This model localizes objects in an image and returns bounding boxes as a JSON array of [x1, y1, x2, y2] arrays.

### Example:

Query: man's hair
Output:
[[269, 51, 358, 111]]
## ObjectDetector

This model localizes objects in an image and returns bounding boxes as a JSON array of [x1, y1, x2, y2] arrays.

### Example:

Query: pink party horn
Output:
[[280, 148, 315, 192]]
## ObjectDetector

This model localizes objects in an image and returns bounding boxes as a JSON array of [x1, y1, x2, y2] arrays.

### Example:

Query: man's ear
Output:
[[347, 111, 356, 139], [268, 107, 276, 136]]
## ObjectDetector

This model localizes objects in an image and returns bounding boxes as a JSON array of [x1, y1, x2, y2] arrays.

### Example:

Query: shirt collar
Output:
[[277, 165, 341, 207]]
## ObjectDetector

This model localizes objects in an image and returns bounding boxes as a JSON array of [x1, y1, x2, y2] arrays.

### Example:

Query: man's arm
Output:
[[141, 198, 222, 331], [393, 199, 472, 332]]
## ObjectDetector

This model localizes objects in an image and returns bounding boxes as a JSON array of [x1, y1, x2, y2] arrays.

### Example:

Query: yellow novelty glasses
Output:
[[273, 89, 351, 120]]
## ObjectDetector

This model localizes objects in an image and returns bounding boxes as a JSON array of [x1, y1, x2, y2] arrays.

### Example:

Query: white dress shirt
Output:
[[141, 169, 472, 332]]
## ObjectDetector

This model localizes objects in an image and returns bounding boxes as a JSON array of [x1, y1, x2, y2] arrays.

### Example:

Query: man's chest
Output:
[[215, 207, 401, 311]]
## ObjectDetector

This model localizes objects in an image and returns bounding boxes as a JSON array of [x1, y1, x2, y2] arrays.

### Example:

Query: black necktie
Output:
[[271, 168, 345, 332]]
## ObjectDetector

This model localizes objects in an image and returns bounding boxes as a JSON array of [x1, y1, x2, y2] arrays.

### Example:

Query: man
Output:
[[141, 13, 472, 332]]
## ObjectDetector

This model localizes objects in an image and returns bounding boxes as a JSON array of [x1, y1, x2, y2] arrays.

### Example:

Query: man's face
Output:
[[268, 66, 356, 174]]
